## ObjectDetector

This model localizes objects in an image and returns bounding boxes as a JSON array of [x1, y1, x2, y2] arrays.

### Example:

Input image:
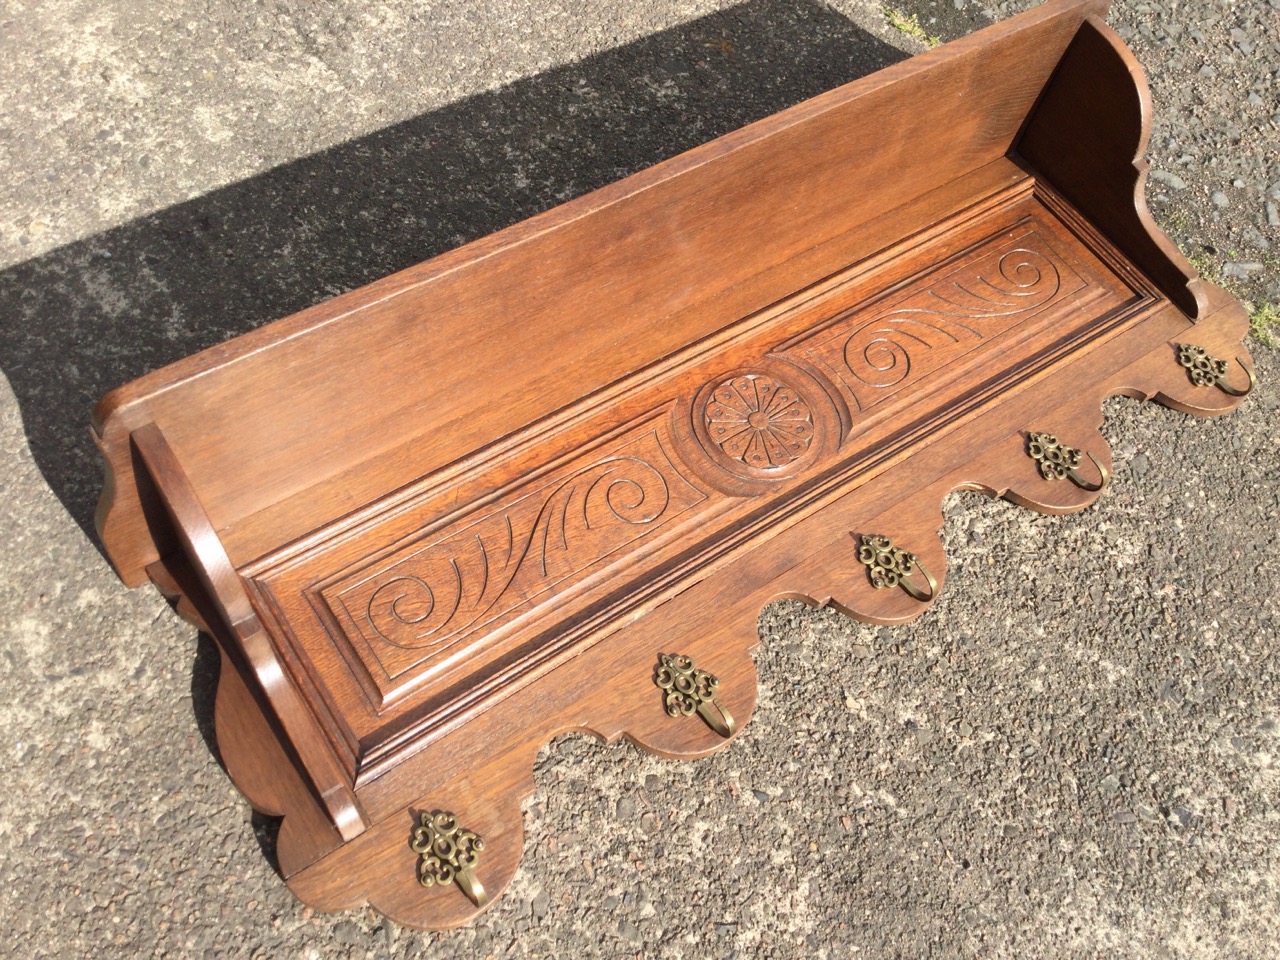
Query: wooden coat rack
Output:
[[94, 0, 1254, 928]]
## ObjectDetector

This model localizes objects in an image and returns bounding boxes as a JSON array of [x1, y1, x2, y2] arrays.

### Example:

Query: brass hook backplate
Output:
[[1177, 343, 1255, 397], [655, 653, 736, 737], [856, 533, 937, 602], [410, 811, 488, 907], [1026, 432, 1109, 492]]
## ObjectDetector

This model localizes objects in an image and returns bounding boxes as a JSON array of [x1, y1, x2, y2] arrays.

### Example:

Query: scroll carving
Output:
[[362, 456, 671, 650], [844, 248, 1059, 387], [328, 426, 706, 677], [782, 229, 1082, 412]]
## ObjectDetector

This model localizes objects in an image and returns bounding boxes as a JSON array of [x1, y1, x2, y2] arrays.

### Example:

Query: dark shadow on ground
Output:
[[0, 0, 904, 552], [187, 629, 283, 871], [1, 0, 903, 879]]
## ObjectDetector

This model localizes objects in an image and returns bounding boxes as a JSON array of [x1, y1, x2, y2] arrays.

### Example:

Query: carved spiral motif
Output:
[[363, 455, 674, 649], [845, 335, 912, 388], [410, 811, 484, 889], [703, 374, 813, 469], [584, 465, 666, 525], [843, 248, 1060, 389], [993, 249, 1052, 291]]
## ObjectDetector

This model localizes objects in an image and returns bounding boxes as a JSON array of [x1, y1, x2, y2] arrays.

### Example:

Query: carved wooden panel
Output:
[[242, 186, 1151, 793], [779, 223, 1086, 411], [324, 420, 706, 702]]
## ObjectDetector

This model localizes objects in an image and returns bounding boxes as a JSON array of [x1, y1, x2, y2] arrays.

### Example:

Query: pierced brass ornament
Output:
[[410, 811, 488, 907], [1176, 343, 1255, 397], [1026, 432, 1109, 492], [654, 653, 736, 738], [856, 534, 937, 602]]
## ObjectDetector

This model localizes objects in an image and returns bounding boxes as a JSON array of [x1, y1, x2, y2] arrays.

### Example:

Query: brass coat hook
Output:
[[1177, 343, 1255, 397], [856, 534, 937, 602], [410, 811, 488, 907], [1026, 432, 1109, 492], [654, 654, 736, 738]]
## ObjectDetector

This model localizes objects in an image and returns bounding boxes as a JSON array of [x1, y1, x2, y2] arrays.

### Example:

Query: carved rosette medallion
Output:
[[703, 374, 814, 469]]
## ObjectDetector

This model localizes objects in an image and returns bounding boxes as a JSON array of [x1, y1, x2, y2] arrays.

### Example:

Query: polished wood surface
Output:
[[94, 0, 1108, 584], [92, 0, 1254, 929]]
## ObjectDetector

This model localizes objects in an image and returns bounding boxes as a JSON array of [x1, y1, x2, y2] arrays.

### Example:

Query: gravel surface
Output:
[[1, 1, 1277, 957]]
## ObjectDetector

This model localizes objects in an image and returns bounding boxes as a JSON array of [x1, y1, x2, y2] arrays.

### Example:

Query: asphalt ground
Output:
[[1, 1, 1277, 957]]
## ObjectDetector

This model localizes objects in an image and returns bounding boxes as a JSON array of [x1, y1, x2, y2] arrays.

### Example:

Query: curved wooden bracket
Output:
[[1016, 15, 1214, 320], [131, 424, 367, 844]]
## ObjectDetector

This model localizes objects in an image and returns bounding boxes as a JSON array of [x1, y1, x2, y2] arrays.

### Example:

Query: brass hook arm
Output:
[[1066, 450, 1109, 492], [696, 698, 736, 738], [1216, 358, 1256, 398], [894, 556, 938, 602], [1177, 344, 1256, 398]]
